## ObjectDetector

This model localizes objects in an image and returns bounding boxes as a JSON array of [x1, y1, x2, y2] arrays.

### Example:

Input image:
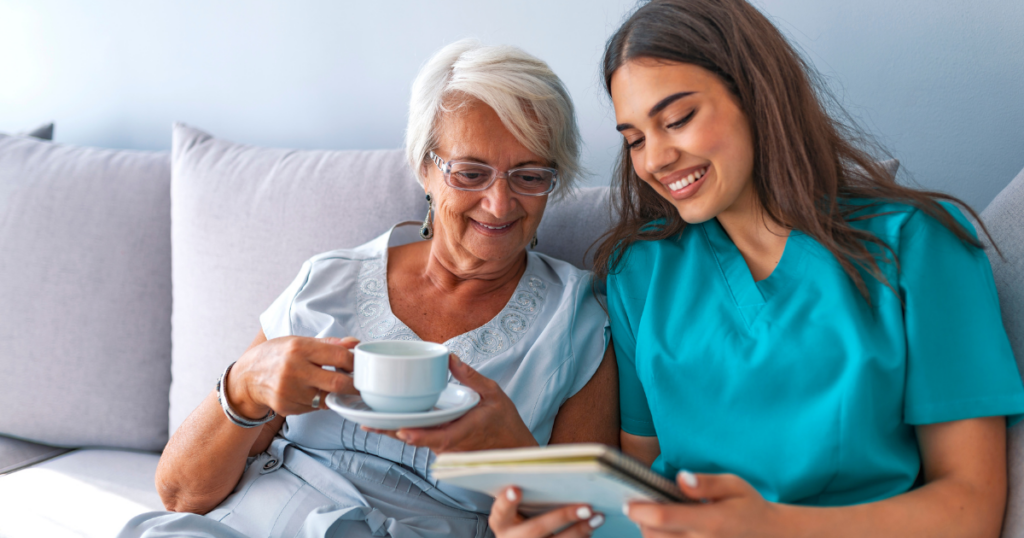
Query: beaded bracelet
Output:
[[216, 361, 277, 428]]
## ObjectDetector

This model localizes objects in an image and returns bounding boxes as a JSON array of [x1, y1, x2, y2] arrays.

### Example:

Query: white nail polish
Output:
[[679, 470, 699, 488], [505, 488, 517, 502], [622, 503, 630, 516], [576, 506, 592, 520], [588, 514, 605, 528]]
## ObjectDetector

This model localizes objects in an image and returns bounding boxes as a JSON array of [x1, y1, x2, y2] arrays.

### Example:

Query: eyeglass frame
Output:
[[428, 151, 558, 196]]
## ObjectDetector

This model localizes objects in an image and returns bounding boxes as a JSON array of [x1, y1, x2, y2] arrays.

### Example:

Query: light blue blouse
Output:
[[120, 222, 609, 538], [608, 202, 1024, 507]]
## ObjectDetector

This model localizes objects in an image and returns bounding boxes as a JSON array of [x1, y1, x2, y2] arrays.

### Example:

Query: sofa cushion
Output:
[[879, 158, 899, 179], [0, 435, 69, 475], [0, 134, 172, 451], [0, 449, 162, 537], [983, 166, 1024, 537], [533, 186, 613, 268], [168, 124, 612, 435], [983, 167, 1024, 386]]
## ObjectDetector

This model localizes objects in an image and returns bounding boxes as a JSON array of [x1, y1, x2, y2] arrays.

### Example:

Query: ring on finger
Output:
[[311, 390, 323, 409]]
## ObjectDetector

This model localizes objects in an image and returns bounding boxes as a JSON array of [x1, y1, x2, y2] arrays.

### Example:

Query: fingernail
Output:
[[505, 488, 517, 502], [395, 431, 408, 441], [679, 470, 698, 488], [622, 503, 630, 516], [576, 506, 592, 520], [588, 514, 605, 528]]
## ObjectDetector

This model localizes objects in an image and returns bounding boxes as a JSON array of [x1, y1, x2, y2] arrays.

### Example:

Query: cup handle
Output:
[[322, 365, 353, 377]]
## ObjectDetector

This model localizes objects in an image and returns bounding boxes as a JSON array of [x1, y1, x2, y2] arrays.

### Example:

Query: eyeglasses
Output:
[[429, 151, 557, 196]]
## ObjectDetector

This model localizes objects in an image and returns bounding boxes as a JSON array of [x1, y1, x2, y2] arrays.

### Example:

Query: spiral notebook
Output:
[[432, 444, 691, 536]]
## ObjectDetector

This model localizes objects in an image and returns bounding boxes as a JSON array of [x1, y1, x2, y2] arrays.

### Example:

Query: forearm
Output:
[[778, 477, 1004, 538], [620, 431, 659, 466], [155, 391, 273, 513]]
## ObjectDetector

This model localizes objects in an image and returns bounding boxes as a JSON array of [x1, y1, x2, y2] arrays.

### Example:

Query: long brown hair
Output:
[[594, 0, 991, 302]]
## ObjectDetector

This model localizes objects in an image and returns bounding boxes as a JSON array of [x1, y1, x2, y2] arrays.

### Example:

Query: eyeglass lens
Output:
[[448, 162, 554, 194]]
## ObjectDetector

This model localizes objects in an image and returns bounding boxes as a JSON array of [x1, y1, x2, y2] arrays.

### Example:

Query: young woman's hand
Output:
[[362, 355, 538, 453], [625, 471, 782, 537], [490, 487, 605, 538]]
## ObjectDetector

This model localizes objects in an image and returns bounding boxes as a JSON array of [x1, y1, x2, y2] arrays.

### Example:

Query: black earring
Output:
[[420, 193, 434, 240], [530, 234, 538, 249]]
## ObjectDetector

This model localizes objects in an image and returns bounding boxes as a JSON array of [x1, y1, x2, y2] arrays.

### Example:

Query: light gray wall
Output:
[[762, 0, 1024, 210], [2, 0, 1022, 209]]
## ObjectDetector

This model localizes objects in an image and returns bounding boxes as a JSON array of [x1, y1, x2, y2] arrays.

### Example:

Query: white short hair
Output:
[[405, 39, 583, 199]]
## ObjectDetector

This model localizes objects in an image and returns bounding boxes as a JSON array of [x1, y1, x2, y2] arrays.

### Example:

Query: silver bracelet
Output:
[[216, 361, 276, 428]]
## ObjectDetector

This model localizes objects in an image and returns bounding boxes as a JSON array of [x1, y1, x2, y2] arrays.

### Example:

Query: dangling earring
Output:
[[530, 234, 538, 249], [420, 193, 434, 240]]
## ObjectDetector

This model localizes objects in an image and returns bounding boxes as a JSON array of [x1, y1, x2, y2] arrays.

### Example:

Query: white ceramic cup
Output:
[[353, 340, 450, 413]]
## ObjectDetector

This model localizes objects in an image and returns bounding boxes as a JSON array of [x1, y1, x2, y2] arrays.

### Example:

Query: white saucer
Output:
[[326, 383, 480, 430]]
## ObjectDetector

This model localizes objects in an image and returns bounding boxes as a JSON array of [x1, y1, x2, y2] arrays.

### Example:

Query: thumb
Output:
[[319, 336, 360, 349], [676, 471, 750, 502], [448, 354, 494, 393], [488, 487, 523, 532]]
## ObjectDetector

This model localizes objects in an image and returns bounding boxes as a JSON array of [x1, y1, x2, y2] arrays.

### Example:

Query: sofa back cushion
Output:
[[0, 134, 171, 451], [984, 167, 1024, 537], [168, 124, 612, 434]]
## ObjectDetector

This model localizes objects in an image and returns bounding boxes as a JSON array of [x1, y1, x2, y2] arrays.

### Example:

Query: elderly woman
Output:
[[119, 40, 617, 538]]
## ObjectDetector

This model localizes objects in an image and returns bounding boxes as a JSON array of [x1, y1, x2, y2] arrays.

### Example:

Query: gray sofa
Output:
[[0, 124, 1022, 537], [0, 123, 613, 537]]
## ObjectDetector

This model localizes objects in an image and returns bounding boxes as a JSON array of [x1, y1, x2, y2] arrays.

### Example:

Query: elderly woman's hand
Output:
[[490, 487, 605, 538], [363, 354, 538, 453], [226, 336, 360, 419]]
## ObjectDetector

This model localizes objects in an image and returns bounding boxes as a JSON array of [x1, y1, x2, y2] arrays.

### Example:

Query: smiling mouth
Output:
[[665, 166, 708, 192], [472, 219, 516, 231]]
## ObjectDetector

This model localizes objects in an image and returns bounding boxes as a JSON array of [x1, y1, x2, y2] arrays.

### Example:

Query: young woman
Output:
[[488, 1, 1024, 537]]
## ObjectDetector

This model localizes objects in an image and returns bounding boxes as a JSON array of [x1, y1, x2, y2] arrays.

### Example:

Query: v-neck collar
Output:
[[701, 218, 806, 328], [355, 222, 548, 365]]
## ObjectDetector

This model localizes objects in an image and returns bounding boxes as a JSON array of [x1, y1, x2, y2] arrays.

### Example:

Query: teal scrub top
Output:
[[607, 201, 1024, 506]]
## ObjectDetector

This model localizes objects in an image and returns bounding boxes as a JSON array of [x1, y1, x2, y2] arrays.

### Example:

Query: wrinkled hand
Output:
[[625, 471, 782, 538], [227, 336, 360, 419], [362, 355, 537, 453], [489, 486, 605, 538]]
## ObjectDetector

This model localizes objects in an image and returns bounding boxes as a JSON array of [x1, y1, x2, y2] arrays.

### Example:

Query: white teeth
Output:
[[479, 222, 511, 230], [666, 166, 708, 191], [663, 168, 704, 192]]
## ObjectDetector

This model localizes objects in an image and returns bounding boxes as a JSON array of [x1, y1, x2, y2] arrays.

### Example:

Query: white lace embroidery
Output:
[[355, 253, 547, 364]]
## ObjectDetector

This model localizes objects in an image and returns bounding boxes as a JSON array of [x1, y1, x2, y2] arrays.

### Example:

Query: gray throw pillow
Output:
[[168, 124, 612, 435], [982, 166, 1024, 384], [879, 158, 899, 179], [0, 134, 172, 451], [981, 166, 1024, 537], [533, 188, 612, 269]]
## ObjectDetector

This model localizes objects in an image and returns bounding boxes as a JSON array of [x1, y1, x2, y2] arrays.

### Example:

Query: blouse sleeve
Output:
[[607, 247, 657, 437], [259, 259, 313, 340], [566, 272, 611, 398], [900, 204, 1024, 426]]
